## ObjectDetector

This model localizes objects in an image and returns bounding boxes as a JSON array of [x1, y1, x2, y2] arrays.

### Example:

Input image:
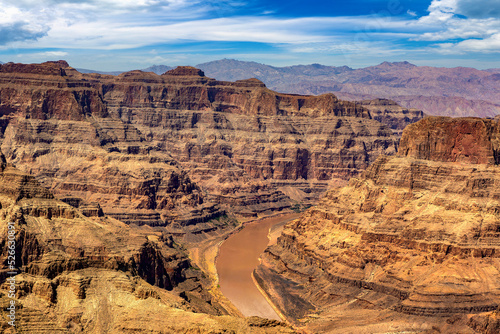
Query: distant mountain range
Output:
[[76, 59, 500, 118], [196, 59, 500, 118], [76, 64, 173, 76], [142, 64, 174, 74], [76, 68, 123, 76]]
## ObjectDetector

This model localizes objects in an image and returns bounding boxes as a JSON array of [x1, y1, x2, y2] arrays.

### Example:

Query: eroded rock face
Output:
[[0, 268, 295, 334], [258, 117, 500, 333], [468, 312, 500, 334], [0, 163, 295, 333], [0, 163, 194, 291], [0, 61, 416, 226], [164, 66, 206, 77], [0, 61, 107, 120], [399, 116, 500, 164], [358, 98, 425, 133], [197, 59, 500, 118]]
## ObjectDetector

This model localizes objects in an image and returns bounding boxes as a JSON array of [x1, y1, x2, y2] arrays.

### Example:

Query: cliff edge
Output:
[[258, 116, 500, 333]]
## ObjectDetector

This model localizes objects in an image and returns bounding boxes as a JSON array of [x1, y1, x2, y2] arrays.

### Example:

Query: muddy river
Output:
[[216, 213, 299, 320]]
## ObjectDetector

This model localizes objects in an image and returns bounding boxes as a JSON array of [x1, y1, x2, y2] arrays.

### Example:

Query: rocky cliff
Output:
[[398, 116, 500, 164], [357, 98, 424, 134], [0, 61, 417, 230], [0, 60, 426, 333], [0, 158, 294, 333], [257, 117, 500, 333]]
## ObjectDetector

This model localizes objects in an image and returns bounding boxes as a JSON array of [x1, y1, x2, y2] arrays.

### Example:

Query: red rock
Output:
[[0, 161, 293, 333], [398, 116, 500, 164], [163, 66, 205, 77], [0, 60, 70, 76], [198, 59, 500, 118], [0, 61, 413, 226]]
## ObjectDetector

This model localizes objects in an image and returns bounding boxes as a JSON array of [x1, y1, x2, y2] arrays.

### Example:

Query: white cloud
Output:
[[27, 17, 333, 50], [40, 51, 69, 57], [2, 0, 196, 11], [428, 0, 458, 13], [409, 0, 500, 53], [0, 3, 49, 44], [16, 51, 69, 58], [0, 0, 500, 65], [416, 17, 500, 41], [437, 33, 500, 53]]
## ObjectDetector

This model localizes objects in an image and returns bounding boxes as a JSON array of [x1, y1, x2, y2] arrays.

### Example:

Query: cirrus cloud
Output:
[[0, 0, 499, 69]]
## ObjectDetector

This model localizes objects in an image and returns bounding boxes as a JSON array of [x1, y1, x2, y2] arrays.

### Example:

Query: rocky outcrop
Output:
[[0, 61, 107, 120], [102, 66, 403, 217], [164, 66, 205, 77], [0, 102, 211, 226], [398, 116, 500, 164], [258, 117, 500, 333], [108, 66, 371, 118], [0, 163, 294, 333], [0, 61, 412, 226], [0, 164, 194, 290], [0, 60, 70, 76], [468, 311, 500, 334], [0, 268, 295, 333]]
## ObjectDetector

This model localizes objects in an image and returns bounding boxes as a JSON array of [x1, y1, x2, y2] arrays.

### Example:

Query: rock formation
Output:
[[0, 60, 426, 331], [257, 117, 500, 333], [0, 61, 417, 230], [0, 155, 294, 333], [0, 60, 428, 333], [358, 98, 425, 134]]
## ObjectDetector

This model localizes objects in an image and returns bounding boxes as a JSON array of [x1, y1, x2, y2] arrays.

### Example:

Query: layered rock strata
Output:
[[0, 61, 414, 227], [0, 159, 294, 333], [358, 98, 425, 134], [258, 117, 500, 333]]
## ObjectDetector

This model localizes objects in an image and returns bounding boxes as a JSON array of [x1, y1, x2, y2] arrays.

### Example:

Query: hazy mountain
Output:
[[196, 59, 500, 118], [142, 64, 174, 75], [196, 59, 352, 85], [76, 68, 123, 75], [75, 64, 173, 76]]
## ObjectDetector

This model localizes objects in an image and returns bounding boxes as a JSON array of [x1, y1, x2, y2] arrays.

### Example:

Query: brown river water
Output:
[[216, 213, 299, 320]]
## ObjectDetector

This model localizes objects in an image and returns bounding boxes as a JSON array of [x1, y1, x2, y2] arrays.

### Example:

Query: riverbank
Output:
[[216, 213, 300, 320], [186, 211, 299, 318]]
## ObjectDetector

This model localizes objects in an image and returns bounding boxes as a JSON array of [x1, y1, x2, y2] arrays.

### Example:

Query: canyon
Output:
[[83, 59, 496, 118], [0, 154, 294, 333], [2, 60, 498, 333], [0, 60, 418, 232], [0, 60, 422, 332]]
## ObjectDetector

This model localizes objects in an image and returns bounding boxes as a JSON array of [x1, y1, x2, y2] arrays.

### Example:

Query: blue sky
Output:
[[1, 0, 500, 70]]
